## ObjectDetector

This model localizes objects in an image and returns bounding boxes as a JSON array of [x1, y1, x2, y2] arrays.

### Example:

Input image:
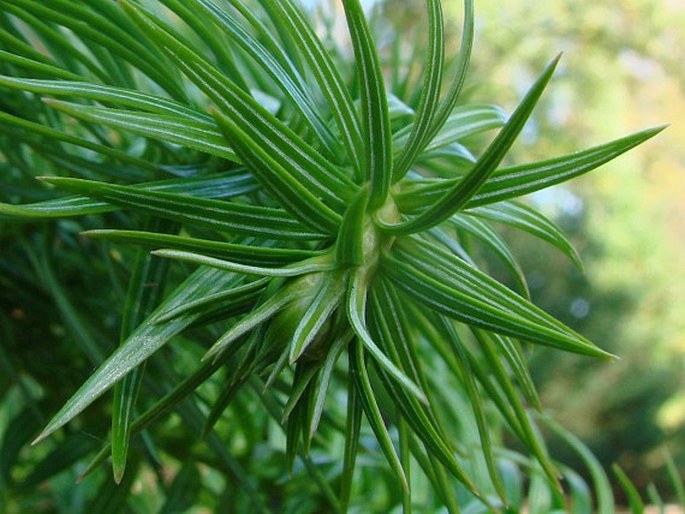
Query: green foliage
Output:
[[0, 0, 676, 512], [456, 0, 685, 490]]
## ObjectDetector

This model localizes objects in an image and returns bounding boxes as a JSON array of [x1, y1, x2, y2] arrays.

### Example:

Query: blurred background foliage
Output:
[[447, 0, 685, 497]]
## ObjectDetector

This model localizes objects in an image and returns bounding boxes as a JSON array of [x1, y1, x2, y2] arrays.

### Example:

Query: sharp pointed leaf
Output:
[[383, 237, 612, 358], [380, 55, 561, 234], [33, 267, 241, 444]]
